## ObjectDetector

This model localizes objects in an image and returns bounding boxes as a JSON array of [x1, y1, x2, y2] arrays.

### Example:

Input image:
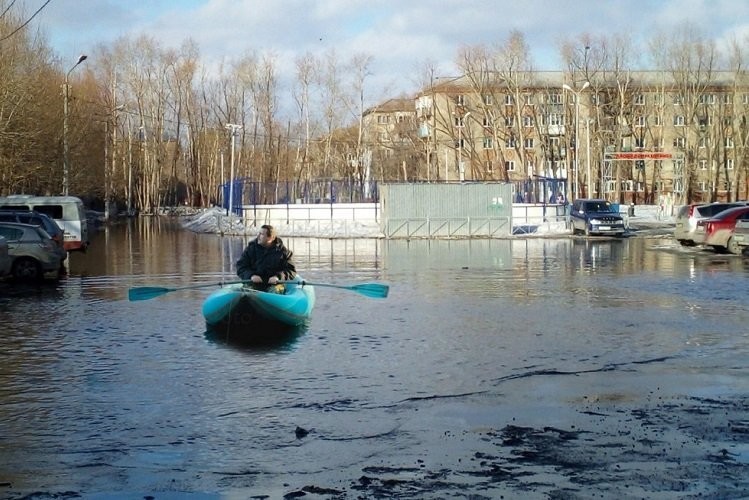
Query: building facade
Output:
[[388, 71, 749, 204]]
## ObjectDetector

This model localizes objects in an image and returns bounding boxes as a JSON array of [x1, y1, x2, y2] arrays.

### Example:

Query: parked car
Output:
[[569, 199, 626, 237], [0, 222, 62, 280], [0, 235, 10, 278], [732, 215, 749, 254], [698, 206, 749, 254], [674, 202, 749, 246], [0, 209, 67, 262]]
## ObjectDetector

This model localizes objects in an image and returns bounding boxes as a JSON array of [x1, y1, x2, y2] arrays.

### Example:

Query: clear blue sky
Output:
[[23, 0, 749, 100]]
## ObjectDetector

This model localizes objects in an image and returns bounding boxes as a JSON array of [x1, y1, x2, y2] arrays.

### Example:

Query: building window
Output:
[[724, 116, 733, 126], [483, 94, 493, 106], [635, 136, 645, 148], [673, 115, 685, 126], [523, 94, 534, 105], [699, 94, 715, 104], [673, 137, 685, 148], [635, 116, 646, 128], [743, 94, 749, 105], [455, 116, 465, 127], [486, 160, 494, 173], [722, 94, 732, 104], [504, 95, 514, 105], [699, 159, 708, 170], [698, 181, 710, 192], [653, 115, 662, 126], [547, 93, 562, 104], [483, 116, 492, 128], [506, 137, 517, 148], [727, 159, 735, 170], [725, 137, 734, 148], [634, 94, 645, 105], [673, 95, 683, 105], [653, 137, 663, 150], [524, 138, 534, 149], [504, 116, 515, 127], [699, 136, 707, 148], [505, 160, 516, 172], [548, 137, 560, 148], [377, 115, 390, 124], [590, 94, 600, 105], [653, 94, 663, 105], [483, 137, 493, 149], [523, 116, 534, 127], [548, 113, 564, 126]]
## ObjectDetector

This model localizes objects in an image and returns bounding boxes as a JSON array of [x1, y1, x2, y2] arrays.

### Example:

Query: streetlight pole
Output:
[[62, 54, 88, 196], [563, 81, 589, 199], [585, 118, 592, 197], [225, 124, 242, 216]]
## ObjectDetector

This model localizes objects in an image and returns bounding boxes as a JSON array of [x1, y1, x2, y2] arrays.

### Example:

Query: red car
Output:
[[698, 205, 749, 254]]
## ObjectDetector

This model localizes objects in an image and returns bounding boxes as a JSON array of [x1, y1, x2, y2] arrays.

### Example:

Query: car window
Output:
[[700, 204, 739, 217], [584, 201, 612, 212], [33, 205, 64, 219], [0, 226, 23, 241]]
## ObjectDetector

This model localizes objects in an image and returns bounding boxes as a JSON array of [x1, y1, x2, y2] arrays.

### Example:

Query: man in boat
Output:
[[236, 224, 296, 293]]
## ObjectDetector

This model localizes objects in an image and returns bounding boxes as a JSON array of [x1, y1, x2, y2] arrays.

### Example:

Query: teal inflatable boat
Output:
[[202, 279, 315, 328]]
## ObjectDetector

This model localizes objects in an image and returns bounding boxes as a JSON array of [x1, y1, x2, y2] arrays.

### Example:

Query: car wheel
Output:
[[12, 257, 42, 281], [727, 237, 741, 255]]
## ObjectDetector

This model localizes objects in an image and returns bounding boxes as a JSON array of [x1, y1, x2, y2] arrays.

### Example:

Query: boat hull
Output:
[[202, 280, 315, 329]]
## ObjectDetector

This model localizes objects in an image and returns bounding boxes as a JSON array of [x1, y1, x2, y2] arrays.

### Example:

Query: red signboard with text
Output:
[[606, 152, 673, 160]]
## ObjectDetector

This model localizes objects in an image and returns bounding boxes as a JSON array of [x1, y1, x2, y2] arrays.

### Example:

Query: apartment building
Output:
[[388, 71, 749, 204]]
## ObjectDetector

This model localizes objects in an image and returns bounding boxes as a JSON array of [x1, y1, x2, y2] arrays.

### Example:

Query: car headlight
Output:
[[589, 218, 603, 224]]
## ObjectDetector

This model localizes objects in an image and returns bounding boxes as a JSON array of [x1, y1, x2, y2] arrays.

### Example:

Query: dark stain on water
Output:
[[1, 219, 749, 497]]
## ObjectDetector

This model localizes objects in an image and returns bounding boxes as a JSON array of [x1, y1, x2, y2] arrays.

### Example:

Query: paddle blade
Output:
[[350, 283, 389, 298], [128, 286, 173, 301]]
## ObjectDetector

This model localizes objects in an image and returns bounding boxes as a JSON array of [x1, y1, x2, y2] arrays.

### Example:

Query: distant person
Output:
[[236, 224, 296, 293]]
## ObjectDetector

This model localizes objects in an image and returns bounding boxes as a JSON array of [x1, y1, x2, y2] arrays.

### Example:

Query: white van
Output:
[[0, 195, 89, 251]]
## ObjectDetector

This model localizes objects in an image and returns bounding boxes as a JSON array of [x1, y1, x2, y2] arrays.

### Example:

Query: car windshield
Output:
[[584, 201, 613, 213]]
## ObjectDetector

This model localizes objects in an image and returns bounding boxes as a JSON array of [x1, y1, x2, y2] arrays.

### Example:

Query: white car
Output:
[[0, 222, 62, 280], [0, 235, 10, 277]]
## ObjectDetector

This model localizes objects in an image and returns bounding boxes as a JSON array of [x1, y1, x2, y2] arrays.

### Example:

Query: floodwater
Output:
[[1, 218, 748, 499]]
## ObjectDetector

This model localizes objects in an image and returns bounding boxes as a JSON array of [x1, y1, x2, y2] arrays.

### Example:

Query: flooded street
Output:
[[1, 218, 748, 498]]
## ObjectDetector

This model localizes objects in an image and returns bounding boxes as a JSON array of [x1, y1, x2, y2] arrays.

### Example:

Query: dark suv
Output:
[[0, 210, 67, 261], [569, 199, 626, 237]]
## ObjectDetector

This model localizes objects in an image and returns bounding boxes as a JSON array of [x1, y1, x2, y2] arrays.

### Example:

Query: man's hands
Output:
[[250, 275, 279, 285]]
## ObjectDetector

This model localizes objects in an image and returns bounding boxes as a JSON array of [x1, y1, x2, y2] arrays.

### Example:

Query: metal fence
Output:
[[220, 178, 379, 214]]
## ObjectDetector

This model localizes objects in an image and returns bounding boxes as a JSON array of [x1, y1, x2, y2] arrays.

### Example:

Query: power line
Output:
[[0, 0, 53, 43]]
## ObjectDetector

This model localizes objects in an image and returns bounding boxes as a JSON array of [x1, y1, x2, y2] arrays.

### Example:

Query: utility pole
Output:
[[226, 124, 242, 216], [563, 81, 590, 200]]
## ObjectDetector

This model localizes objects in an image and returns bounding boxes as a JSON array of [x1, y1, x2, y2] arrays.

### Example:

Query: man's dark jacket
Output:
[[236, 237, 296, 283]]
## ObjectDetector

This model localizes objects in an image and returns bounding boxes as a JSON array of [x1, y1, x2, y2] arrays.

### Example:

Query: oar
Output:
[[289, 280, 389, 299], [129, 279, 389, 301], [128, 280, 248, 301]]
